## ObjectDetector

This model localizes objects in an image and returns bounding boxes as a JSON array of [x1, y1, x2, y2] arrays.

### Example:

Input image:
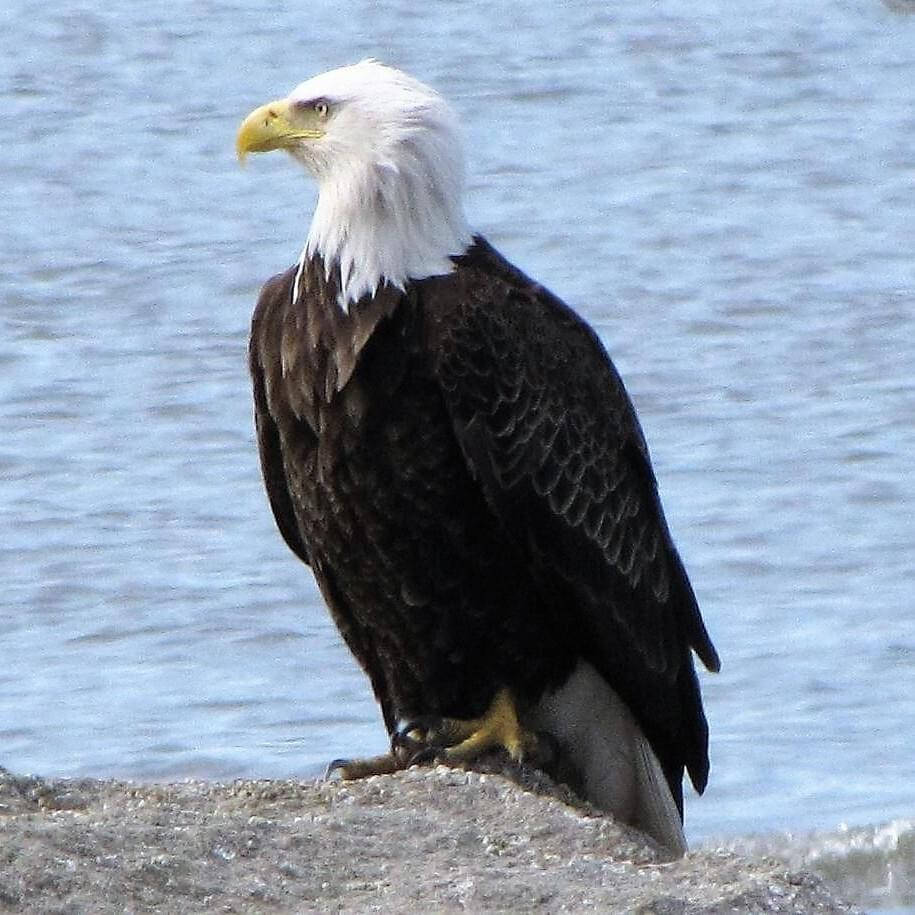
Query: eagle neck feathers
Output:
[[286, 254, 406, 405], [299, 175, 471, 311]]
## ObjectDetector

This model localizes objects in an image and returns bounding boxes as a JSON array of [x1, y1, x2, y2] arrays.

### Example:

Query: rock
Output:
[[0, 766, 859, 913]]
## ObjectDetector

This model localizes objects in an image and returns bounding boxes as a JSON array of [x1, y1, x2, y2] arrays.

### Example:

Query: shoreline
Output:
[[0, 765, 859, 913]]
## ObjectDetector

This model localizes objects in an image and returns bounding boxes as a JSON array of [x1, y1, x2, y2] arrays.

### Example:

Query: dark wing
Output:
[[421, 237, 719, 803], [248, 263, 404, 731], [249, 267, 313, 567]]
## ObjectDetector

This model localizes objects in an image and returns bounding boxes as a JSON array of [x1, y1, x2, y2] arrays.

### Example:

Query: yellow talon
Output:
[[432, 688, 542, 764], [328, 689, 556, 784]]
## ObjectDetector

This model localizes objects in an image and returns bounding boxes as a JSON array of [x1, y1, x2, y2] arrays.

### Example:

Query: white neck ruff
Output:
[[295, 156, 471, 309]]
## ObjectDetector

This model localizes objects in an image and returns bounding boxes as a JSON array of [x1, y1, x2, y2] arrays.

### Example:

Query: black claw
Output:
[[324, 758, 350, 780], [392, 715, 438, 752], [407, 746, 441, 767], [391, 727, 414, 751], [531, 730, 561, 772]]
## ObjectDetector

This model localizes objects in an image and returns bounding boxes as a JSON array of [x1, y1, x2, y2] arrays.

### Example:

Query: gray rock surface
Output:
[[0, 765, 859, 913]]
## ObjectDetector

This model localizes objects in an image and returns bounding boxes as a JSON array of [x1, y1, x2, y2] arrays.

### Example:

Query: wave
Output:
[[713, 819, 915, 912]]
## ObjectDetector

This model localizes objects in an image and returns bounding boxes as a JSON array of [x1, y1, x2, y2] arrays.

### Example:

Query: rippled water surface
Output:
[[2, 0, 914, 905]]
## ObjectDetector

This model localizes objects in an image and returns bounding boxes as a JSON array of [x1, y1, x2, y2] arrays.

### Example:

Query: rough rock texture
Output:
[[0, 765, 859, 913]]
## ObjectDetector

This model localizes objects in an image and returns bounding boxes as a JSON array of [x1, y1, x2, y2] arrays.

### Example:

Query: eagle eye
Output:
[[293, 97, 332, 119]]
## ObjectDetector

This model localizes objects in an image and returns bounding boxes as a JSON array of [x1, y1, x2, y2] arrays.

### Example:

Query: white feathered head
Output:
[[237, 60, 472, 307]]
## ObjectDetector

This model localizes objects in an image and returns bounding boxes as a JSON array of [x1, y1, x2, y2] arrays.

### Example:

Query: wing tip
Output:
[[700, 642, 721, 674]]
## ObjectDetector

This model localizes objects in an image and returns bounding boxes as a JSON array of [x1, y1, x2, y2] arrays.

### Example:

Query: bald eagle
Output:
[[236, 61, 719, 854]]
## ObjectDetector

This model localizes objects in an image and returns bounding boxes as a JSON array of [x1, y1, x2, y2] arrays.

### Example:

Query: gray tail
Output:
[[529, 660, 688, 856]]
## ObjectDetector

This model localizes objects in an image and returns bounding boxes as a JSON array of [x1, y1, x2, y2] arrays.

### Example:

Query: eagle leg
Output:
[[393, 687, 557, 770]]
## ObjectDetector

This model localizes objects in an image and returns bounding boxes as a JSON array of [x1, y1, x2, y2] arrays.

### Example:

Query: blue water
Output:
[[1, 0, 914, 908]]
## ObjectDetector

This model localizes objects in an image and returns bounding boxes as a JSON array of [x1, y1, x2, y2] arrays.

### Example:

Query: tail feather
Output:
[[528, 660, 688, 855], [632, 732, 688, 856]]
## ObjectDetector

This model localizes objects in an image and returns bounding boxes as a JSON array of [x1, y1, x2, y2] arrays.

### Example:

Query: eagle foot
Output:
[[392, 688, 558, 770], [323, 752, 406, 781]]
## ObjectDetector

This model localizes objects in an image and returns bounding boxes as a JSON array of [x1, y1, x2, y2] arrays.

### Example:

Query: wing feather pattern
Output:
[[421, 238, 719, 801]]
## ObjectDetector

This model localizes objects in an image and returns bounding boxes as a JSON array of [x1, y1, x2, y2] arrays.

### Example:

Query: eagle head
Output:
[[236, 60, 472, 307]]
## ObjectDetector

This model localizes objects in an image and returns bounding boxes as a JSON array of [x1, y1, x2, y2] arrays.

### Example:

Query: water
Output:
[[1, 0, 914, 907]]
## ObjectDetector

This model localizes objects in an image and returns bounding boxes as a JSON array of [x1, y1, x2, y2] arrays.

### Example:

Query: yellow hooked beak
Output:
[[235, 98, 325, 163]]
